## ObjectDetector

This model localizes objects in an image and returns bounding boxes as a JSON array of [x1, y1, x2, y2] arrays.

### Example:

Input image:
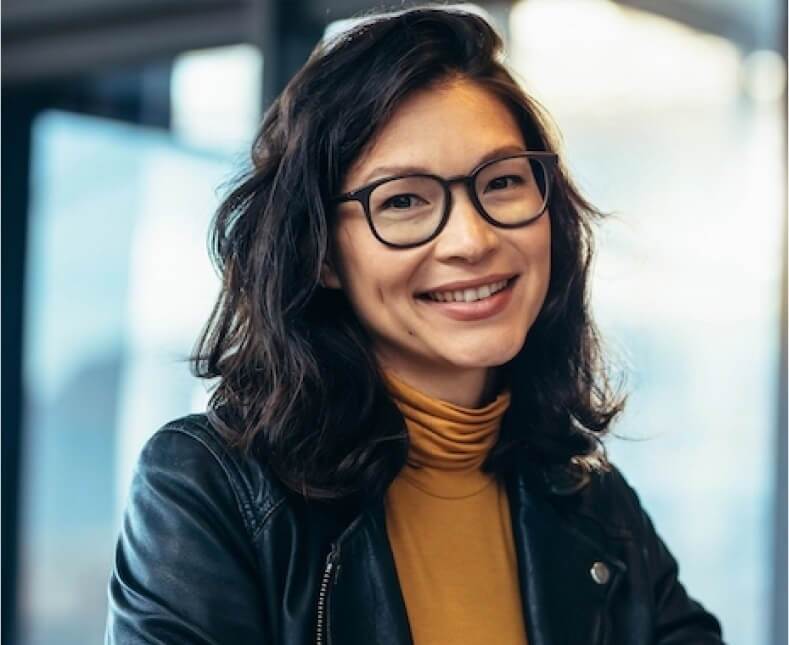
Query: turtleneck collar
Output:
[[383, 370, 511, 499]]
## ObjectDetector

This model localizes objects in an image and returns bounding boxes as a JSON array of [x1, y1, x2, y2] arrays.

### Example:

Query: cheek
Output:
[[532, 220, 552, 294], [509, 217, 551, 315], [533, 221, 552, 314], [334, 224, 419, 313], [510, 214, 551, 268]]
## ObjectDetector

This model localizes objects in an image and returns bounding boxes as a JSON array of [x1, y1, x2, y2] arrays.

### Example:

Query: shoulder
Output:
[[110, 414, 291, 642], [583, 464, 643, 521], [543, 461, 648, 540], [134, 413, 290, 538], [564, 463, 725, 640]]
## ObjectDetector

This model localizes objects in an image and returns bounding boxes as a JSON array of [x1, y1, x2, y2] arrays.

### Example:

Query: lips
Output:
[[416, 275, 518, 322]]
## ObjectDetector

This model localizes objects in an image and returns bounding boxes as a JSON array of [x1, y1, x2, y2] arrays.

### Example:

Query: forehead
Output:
[[345, 78, 526, 185]]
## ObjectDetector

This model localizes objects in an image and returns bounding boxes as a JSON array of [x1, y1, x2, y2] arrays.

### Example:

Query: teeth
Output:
[[425, 279, 510, 303]]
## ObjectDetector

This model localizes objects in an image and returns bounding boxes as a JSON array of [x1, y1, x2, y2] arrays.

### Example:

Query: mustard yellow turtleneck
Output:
[[382, 371, 528, 645]]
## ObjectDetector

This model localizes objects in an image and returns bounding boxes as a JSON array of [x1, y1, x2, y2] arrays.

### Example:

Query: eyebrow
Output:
[[356, 144, 528, 186]]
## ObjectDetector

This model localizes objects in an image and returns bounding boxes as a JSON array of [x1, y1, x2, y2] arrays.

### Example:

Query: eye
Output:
[[485, 175, 525, 192], [382, 194, 427, 210]]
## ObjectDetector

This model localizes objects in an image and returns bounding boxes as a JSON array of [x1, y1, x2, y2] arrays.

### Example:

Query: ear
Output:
[[320, 259, 343, 290]]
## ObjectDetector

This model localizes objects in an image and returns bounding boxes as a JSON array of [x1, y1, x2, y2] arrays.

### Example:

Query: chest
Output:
[[258, 484, 654, 645]]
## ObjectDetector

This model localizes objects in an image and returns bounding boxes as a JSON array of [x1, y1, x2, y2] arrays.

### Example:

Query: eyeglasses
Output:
[[331, 151, 558, 249]]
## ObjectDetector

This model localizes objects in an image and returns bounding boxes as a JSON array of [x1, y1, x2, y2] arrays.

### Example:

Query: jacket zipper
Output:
[[315, 545, 340, 645]]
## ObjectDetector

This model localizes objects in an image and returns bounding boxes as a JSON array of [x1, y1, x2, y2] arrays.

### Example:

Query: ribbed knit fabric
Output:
[[382, 370, 528, 645]]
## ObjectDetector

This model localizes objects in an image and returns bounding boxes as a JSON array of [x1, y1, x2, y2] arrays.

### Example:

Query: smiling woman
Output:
[[105, 5, 725, 645]]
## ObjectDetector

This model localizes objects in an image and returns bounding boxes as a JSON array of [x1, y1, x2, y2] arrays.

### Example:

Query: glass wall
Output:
[[509, 1, 785, 643], [18, 46, 261, 645]]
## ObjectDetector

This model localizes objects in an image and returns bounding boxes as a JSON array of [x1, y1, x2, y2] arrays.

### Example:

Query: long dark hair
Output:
[[191, 5, 627, 500]]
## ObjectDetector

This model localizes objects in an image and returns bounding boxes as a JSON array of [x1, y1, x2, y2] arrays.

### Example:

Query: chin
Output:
[[442, 338, 524, 369]]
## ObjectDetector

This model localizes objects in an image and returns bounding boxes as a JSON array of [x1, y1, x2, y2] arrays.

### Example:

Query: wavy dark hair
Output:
[[191, 5, 627, 501]]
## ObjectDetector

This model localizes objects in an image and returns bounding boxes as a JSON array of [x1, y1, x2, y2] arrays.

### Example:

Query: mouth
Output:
[[414, 275, 519, 322], [416, 275, 519, 304]]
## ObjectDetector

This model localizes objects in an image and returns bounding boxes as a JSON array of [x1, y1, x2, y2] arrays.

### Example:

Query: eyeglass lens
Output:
[[368, 156, 548, 246]]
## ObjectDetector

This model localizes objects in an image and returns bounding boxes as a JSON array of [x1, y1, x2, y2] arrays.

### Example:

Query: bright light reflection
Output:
[[171, 44, 263, 153], [509, 0, 742, 114]]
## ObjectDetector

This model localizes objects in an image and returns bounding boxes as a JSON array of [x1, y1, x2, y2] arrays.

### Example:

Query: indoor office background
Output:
[[2, 1, 786, 644]]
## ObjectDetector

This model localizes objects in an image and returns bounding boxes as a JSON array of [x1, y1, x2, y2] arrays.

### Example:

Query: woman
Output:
[[106, 6, 724, 644]]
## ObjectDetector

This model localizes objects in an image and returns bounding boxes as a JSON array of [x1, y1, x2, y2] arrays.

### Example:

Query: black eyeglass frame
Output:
[[330, 151, 559, 249]]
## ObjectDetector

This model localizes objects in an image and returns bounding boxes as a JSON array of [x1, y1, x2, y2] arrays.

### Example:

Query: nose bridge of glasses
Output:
[[445, 174, 485, 221], [442, 175, 497, 244]]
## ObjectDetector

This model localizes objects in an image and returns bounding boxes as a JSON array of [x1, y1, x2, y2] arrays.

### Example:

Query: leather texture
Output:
[[106, 413, 725, 644]]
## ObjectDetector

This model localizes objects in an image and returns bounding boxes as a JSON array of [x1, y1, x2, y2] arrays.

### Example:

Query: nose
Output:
[[433, 182, 499, 263]]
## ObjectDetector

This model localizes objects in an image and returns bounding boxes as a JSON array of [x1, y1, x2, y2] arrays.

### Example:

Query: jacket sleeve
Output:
[[105, 425, 270, 644], [621, 473, 725, 644]]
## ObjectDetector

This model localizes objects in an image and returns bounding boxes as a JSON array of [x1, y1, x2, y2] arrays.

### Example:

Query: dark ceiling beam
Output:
[[2, 1, 251, 85], [4, 0, 776, 86], [3, 0, 238, 31], [0, 0, 524, 87]]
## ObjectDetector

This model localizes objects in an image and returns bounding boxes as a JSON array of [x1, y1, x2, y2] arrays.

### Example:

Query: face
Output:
[[322, 78, 551, 402]]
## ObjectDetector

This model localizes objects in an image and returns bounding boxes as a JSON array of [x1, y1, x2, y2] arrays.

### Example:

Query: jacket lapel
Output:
[[328, 501, 413, 645], [506, 469, 627, 645]]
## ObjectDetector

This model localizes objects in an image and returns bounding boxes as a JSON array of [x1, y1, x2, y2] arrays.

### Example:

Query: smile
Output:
[[424, 278, 510, 303], [416, 276, 519, 322]]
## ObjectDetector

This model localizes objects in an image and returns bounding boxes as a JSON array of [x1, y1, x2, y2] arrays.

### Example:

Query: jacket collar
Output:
[[326, 464, 627, 645]]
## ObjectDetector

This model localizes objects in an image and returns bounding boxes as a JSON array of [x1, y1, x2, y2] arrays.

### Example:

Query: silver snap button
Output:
[[590, 561, 610, 585]]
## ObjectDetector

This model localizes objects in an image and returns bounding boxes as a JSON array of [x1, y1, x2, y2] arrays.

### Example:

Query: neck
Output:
[[376, 358, 501, 408]]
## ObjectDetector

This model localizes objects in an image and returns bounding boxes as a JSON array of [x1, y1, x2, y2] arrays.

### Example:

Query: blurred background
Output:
[[2, 1, 786, 643]]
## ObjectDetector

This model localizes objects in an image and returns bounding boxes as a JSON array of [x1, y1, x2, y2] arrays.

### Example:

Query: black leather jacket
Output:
[[106, 414, 724, 644]]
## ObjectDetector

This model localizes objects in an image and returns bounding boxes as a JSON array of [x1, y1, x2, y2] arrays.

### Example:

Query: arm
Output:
[[106, 426, 270, 644]]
